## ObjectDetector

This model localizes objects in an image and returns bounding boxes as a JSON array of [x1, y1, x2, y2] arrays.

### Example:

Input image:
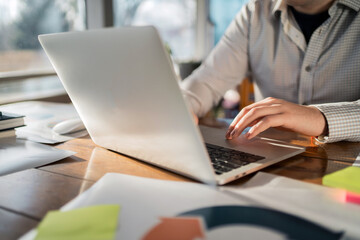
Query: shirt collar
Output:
[[337, 0, 360, 12], [271, 0, 360, 17], [272, 0, 286, 16]]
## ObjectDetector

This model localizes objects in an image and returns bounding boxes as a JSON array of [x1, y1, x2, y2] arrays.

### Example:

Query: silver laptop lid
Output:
[[39, 26, 216, 184]]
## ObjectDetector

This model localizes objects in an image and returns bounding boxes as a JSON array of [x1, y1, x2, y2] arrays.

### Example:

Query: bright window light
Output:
[[113, 0, 196, 61], [0, 0, 86, 73]]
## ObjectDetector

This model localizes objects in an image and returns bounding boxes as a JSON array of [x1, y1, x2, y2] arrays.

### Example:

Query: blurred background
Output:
[[0, 0, 249, 117]]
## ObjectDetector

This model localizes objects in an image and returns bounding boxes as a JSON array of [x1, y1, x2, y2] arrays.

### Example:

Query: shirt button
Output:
[[305, 65, 312, 72]]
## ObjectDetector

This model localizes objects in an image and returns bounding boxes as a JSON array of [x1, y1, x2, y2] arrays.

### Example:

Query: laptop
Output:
[[39, 26, 304, 185]]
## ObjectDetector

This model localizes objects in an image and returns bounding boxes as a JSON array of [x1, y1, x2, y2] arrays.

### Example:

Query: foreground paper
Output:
[[0, 138, 75, 176], [21, 172, 359, 240], [223, 172, 360, 239], [35, 205, 120, 240]]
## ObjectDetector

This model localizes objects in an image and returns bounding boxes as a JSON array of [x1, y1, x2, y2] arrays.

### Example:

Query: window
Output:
[[113, 0, 197, 61], [0, 0, 86, 74], [209, 0, 248, 44], [0, 0, 248, 105], [0, 0, 85, 104], [209, 0, 249, 118]]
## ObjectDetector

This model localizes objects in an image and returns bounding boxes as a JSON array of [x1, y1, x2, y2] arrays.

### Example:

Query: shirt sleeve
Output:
[[180, 3, 253, 117], [313, 100, 360, 143]]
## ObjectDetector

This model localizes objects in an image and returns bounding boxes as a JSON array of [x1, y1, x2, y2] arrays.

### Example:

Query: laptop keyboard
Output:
[[205, 143, 265, 175]]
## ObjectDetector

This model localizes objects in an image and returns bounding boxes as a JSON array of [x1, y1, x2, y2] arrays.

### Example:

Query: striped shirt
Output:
[[181, 0, 360, 143]]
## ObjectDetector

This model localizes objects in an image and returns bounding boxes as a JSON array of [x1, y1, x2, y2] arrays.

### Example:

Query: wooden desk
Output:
[[1, 127, 359, 239]]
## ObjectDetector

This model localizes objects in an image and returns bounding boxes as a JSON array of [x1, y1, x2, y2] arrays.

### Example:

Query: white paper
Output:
[[62, 174, 245, 240], [353, 153, 360, 167], [21, 174, 266, 240], [0, 138, 75, 176], [21, 173, 357, 240], [0, 101, 88, 144], [223, 172, 360, 239]]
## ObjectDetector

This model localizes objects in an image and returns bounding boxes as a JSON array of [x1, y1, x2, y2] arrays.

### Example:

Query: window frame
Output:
[[0, 0, 89, 82], [0, 0, 212, 82], [87, 0, 213, 60]]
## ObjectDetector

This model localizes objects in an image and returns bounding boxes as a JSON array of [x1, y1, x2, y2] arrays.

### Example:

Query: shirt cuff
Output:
[[312, 101, 360, 143]]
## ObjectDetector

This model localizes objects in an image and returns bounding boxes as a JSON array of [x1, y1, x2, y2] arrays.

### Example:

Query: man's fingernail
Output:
[[248, 127, 254, 134], [226, 133, 232, 139]]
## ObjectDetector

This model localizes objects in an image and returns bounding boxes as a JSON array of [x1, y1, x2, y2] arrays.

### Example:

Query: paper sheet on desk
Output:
[[0, 138, 75, 176], [21, 173, 349, 240], [21, 174, 243, 240], [353, 153, 360, 167], [0, 101, 88, 144], [222, 172, 360, 239]]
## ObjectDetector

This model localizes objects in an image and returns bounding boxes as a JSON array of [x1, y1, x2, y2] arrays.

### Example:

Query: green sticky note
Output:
[[35, 205, 120, 240], [323, 166, 360, 194]]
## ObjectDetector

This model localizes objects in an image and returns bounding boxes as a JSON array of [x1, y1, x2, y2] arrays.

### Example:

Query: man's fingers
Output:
[[246, 114, 285, 139], [227, 97, 284, 137], [226, 98, 328, 140], [228, 104, 283, 139], [226, 119, 259, 139]]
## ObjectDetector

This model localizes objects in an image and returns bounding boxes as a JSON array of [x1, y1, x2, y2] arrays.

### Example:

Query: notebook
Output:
[[0, 111, 24, 131], [38, 26, 304, 185]]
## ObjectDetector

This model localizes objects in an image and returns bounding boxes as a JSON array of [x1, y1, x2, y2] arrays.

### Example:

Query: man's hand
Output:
[[226, 97, 327, 140]]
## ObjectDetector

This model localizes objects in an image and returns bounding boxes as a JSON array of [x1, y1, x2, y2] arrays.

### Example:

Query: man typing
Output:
[[181, 0, 360, 143]]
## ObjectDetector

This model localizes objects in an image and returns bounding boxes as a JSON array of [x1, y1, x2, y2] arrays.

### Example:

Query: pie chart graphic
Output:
[[177, 205, 343, 240]]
